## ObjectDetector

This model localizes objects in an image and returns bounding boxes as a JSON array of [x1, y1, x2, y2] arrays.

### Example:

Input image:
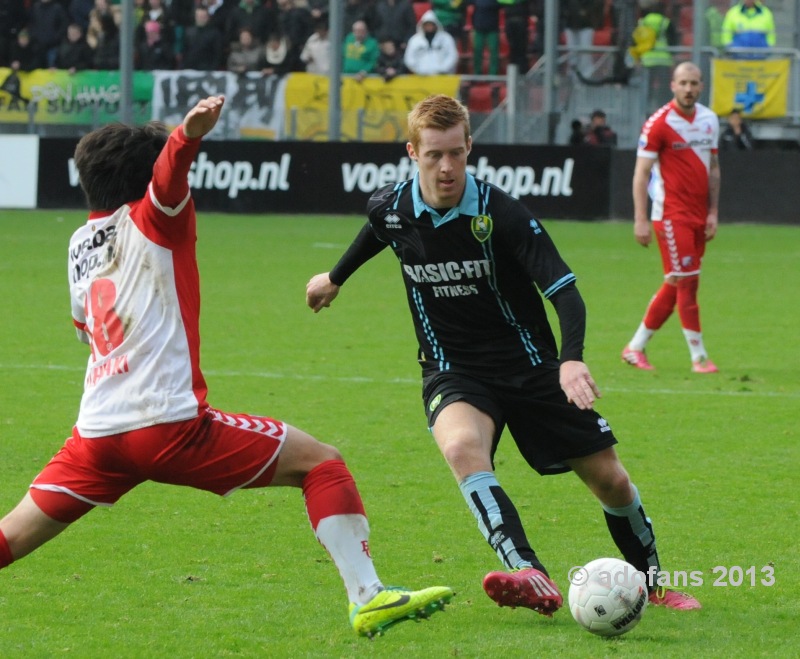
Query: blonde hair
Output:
[[407, 95, 471, 150]]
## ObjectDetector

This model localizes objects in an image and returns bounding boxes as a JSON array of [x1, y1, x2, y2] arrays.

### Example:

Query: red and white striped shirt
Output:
[[68, 127, 208, 437], [637, 101, 719, 224]]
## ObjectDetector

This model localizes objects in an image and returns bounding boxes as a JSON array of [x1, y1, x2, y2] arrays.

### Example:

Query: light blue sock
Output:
[[459, 471, 536, 571], [602, 484, 659, 574]]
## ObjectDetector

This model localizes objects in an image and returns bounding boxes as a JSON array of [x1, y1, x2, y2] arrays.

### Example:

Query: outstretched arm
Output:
[[306, 222, 386, 312], [150, 96, 225, 212], [183, 95, 225, 140]]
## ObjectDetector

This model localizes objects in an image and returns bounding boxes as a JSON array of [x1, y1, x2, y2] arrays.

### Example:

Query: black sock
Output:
[[460, 471, 547, 574], [602, 485, 660, 588]]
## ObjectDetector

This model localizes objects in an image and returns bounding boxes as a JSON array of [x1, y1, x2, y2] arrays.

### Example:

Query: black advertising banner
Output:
[[34, 137, 800, 223], [37, 138, 612, 220], [178, 141, 611, 219], [38, 137, 85, 209]]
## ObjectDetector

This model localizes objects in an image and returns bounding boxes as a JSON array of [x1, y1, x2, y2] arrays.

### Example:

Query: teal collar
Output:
[[412, 172, 481, 227]]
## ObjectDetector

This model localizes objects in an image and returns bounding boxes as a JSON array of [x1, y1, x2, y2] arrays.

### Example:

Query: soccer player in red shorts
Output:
[[622, 61, 721, 373], [0, 96, 452, 638]]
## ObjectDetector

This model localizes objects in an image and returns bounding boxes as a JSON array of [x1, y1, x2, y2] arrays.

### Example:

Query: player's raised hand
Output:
[[306, 273, 340, 313], [183, 96, 225, 140]]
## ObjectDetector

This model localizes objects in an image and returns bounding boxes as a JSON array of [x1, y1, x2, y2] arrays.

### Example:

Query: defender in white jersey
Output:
[[0, 96, 453, 638], [622, 61, 722, 374]]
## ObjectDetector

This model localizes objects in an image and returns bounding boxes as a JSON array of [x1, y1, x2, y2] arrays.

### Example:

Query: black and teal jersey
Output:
[[330, 173, 584, 376]]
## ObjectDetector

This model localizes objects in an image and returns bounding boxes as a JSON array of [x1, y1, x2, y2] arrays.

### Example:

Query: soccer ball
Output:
[[568, 557, 648, 637]]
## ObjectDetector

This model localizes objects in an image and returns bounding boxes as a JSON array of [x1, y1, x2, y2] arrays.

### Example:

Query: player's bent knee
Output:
[[594, 470, 634, 507], [313, 441, 343, 464], [273, 427, 344, 485], [610, 471, 634, 501], [576, 452, 632, 504]]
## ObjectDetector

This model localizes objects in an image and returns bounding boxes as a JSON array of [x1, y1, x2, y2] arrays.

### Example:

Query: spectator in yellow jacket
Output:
[[721, 0, 775, 58]]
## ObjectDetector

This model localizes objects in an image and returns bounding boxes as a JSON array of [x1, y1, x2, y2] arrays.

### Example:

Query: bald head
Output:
[[673, 61, 702, 82]]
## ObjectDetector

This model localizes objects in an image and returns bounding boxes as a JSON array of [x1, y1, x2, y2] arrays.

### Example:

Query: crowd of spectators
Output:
[[2, 1, 775, 80], [0, 0, 411, 76], [0, 0, 545, 77]]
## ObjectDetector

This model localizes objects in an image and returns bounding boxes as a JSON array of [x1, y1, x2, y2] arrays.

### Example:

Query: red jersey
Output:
[[636, 101, 719, 224], [68, 127, 208, 437]]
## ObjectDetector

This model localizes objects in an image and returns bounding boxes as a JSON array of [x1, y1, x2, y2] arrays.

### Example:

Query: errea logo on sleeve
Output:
[[384, 213, 402, 228]]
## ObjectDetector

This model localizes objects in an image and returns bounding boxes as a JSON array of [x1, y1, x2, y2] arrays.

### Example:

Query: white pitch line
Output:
[[206, 369, 418, 385], [604, 386, 800, 399], [0, 363, 417, 385], [2, 363, 799, 398], [311, 242, 349, 249]]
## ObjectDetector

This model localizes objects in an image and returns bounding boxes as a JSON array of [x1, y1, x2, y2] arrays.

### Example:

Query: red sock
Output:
[[643, 283, 677, 330], [302, 459, 366, 532], [676, 276, 700, 331], [0, 529, 13, 569]]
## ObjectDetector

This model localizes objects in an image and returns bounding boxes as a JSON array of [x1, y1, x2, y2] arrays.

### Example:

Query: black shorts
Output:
[[422, 368, 618, 475]]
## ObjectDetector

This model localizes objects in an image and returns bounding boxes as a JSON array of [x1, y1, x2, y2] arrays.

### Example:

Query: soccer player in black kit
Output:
[[307, 94, 700, 615]]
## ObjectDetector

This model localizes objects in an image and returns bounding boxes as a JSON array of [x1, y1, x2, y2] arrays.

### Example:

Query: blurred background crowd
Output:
[[0, 0, 722, 78]]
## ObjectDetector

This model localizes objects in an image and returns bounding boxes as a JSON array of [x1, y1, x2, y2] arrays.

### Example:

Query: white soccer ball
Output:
[[568, 557, 648, 637]]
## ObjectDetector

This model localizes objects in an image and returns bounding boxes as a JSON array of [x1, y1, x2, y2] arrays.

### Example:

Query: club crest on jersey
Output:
[[471, 215, 493, 242]]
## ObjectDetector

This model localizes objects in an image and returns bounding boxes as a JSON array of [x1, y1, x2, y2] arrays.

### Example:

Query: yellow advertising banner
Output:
[[284, 74, 461, 142], [711, 58, 790, 119], [0, 68, 153, 124]]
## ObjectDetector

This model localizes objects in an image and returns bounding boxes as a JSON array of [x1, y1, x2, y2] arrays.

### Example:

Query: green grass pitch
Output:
[[0, 210, 797, 657]]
